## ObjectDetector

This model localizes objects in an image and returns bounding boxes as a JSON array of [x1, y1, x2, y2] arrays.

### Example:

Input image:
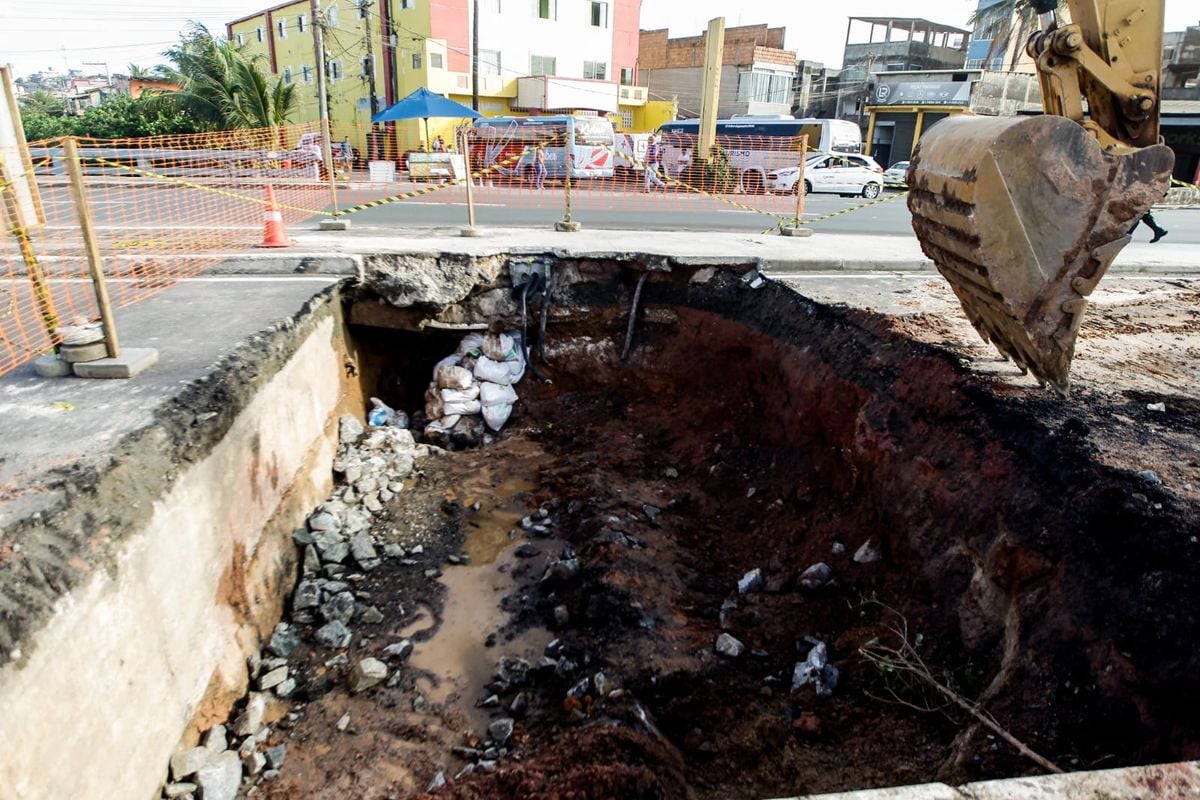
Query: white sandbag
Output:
[[482, 402, 514, 431], [435, 364, 474, 390], [440, 385, 480, 403], [482, 332, 516, 362], [456, 332, 485, 356], [480, 381, 518, 406], [426, 414, 462, 433], [474, 356, 513, 384], [443, 399, 482, 416]]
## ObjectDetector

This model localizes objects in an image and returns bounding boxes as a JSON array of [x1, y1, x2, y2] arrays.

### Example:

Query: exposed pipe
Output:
[[621, 271, 650, 362]]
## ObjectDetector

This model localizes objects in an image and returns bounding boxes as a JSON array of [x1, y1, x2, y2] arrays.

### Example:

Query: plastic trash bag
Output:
[[368, 397, 395, 427]]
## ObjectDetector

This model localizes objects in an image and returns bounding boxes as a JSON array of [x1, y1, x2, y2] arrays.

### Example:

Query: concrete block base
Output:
[[460, 226, 482, 238], [33, 355, 73, 378], [555, 220, 583, 232], [319, 218, 352, 231], [60, 340, 111, 363], [780, 226, 814, 238], [72, 348, 159, 379]]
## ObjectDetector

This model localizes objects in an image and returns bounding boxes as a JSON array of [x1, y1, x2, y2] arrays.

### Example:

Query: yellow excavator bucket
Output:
[[908, 114, 1174, 393]]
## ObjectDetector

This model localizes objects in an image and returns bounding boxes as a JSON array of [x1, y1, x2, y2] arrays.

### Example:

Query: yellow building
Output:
[[227, 0, 675, 158]]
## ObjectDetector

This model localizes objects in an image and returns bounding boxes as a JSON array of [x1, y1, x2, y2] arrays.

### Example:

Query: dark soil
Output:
[[261, 272, 1200, 800]]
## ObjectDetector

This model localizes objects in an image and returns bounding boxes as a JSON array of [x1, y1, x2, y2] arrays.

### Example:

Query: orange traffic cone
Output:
[[257, 185, 290, 248]]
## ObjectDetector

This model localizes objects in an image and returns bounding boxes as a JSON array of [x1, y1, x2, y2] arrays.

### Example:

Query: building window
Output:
[[618, 110, 633, 128], [256, 27, 264, 42], [358, 1, 368, 18], [619, 66, 633, 85], [283, 66, 293, 84], [327, 4, 339, 26], [530, 54, 556, 76], [583, 60, 606, 80], [301, 64, 313, 83], [590, 1, 607, 27], [430, 52, 444, 69], [237, 33, 245, 46], [399, 0, 412, 8], [360, 55, 371, 77], [737, 69, 792, 104], [277, 18, 287, 38], [329, 60, 342, 81], [298, 14, 306, 32], [479, 48, 501, 76], [412, 52, 422, 69], [536, 0, 554, 20]]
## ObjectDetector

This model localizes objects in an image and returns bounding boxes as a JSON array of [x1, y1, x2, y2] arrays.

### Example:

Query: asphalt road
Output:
[[24, 181, 1200, 242]]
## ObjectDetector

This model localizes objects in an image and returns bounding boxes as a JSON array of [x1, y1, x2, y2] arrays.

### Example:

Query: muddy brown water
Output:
[[255, 271, 1200, 800]]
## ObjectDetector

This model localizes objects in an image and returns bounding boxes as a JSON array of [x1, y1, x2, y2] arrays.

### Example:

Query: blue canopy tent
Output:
[[371, 87, 482, 152]]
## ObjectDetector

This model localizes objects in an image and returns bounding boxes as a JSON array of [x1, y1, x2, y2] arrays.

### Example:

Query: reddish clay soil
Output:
[[254, 274, 1200, 800]]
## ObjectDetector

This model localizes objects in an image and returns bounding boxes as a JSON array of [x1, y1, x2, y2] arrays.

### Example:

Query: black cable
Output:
[[537, 271, 552, 364]]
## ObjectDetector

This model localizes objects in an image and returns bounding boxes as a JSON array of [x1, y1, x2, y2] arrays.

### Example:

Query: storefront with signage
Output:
[[864, 70, 978, 168]]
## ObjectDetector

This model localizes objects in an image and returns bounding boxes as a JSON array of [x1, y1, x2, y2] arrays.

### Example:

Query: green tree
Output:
[[153, 23, 296, 130], [73, 94, 204, 139], [126, 63, 158, 79], [967, 0, 1067, 72], [19, 90, 67, 118]]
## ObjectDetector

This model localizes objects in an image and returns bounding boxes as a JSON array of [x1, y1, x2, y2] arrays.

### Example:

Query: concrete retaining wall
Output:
[[0, 314, 345, 799]]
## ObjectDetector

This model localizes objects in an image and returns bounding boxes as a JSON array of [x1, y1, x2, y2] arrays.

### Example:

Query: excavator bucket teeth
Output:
[[907, 115, 1174, 393]]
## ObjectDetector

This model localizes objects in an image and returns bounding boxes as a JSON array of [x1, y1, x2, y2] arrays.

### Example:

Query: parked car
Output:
[[883, 160, 911, 188], [768, 153, 885, 198]]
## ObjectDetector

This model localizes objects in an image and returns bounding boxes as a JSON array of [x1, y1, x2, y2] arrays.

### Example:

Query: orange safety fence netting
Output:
[[0, 123, 336, 377]]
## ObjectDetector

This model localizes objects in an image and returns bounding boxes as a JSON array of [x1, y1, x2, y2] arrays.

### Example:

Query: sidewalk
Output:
[[281, 225, 1200, 275]]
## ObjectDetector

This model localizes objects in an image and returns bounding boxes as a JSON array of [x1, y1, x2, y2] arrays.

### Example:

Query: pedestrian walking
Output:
[[533, 146, 547, 190], [644, 133, 667, 191], [1129, 210, 1168, 243], [433, 135, 446, 152]]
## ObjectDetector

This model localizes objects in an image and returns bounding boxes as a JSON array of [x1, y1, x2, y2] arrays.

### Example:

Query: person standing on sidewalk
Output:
[[644, 133, 667, 191], [1129, 210, 1168, 242], [533, 145, 547, 190]]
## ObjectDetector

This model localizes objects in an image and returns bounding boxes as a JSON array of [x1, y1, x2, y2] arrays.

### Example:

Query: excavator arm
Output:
[[907, 0, 1174, 393]]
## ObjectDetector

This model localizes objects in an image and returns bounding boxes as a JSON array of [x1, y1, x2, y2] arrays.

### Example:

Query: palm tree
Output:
[[967, 0, 1067, 72], [127, 63, 157, 79], [153, 24, 296, 130]]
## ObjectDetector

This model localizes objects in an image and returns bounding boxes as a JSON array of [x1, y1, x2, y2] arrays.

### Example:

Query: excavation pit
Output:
[[249, 261, 1200, 799], [1, 256, 1197, 800]]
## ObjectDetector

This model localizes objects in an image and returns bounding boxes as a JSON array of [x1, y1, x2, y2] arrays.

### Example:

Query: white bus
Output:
[[656, 117, 863, 193]]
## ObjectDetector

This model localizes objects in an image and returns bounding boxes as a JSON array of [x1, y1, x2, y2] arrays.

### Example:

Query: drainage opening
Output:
[[242, 263, 1199, 800]]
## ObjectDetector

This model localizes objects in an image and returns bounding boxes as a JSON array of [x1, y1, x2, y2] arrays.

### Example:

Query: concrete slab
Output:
[[0, 275, 341, 525], [59, 340, 110, 363], [72, 347, 159, 379]]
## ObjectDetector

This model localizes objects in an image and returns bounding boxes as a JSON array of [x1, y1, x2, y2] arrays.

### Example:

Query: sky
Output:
[[1, 0, 1196, 79]]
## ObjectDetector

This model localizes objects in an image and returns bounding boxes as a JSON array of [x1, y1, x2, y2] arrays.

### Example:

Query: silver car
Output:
[[883, 160, 911, 188]]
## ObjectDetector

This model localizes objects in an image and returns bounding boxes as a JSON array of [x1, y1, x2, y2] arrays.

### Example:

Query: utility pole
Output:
[[362, 0, 379, 116], [698, 17, 725, 163], [309, 0, 338, 211], [471, 0, 480, 111]]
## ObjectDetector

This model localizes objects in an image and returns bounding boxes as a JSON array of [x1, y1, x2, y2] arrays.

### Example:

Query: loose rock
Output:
[[715, 633, 745, 658], [194, 750, 242, 800], [164, 782, 197, 798], [427, 771, 447, 792], [293, 580, 321, 610], [314, 620, 353, 649], [264, 743, 287, 770], [737, 568, 765, 595], [349, 535, 378, 565], [258, 666, 289, 691], [382, 639, 414, 661], [853, 539, 882, 564], [339, 415, 365, 444], [233, 693, 268, 737], [320, 591, 357, 624], [202, 724, 227, 754], [267, 624, 301, 659], [798, 562, 833, 591], [488, 717, 515, 746], [169, 747, 210, 781], [348, 657, 389, 692], [336, 712, 351, 732], [241, 751, 266, 776]]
